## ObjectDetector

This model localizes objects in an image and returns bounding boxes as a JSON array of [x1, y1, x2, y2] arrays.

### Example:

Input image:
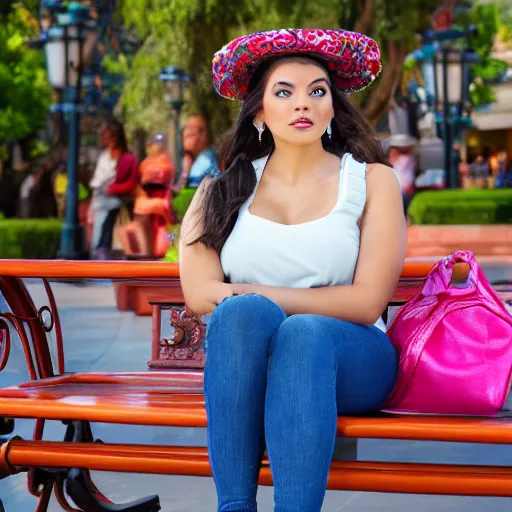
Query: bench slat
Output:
[[0, 260, 180, 279], [5, 440, 512, 497], [0, 260, 436, 279], [1, 372, 512, 443]]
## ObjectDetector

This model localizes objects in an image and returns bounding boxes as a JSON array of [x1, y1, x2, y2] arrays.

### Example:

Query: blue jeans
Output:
[[204, 294, 397, 512]]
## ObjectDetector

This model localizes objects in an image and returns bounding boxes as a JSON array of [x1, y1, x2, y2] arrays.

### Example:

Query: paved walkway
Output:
[[0, 266, 511, 511]]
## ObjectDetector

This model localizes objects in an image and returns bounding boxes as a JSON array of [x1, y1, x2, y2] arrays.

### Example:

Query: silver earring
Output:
[[326, 121, 332, 140], [253, 120, 265, 142]]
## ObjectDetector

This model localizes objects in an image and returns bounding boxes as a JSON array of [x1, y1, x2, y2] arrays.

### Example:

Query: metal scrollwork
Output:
[[38, 306, 55, 333], [0, 319, 11, 372]]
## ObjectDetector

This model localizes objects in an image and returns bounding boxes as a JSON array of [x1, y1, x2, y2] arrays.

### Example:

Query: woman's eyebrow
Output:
[[309, 77, 330, 86], [271, 77, 330, 89], [272, 81, 295, 89]]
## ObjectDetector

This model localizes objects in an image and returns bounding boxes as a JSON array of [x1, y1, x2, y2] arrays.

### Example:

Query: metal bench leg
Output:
[[332, 437, 358, 461], [0, 418, 14, 437], [65, 469, 160, 512], [35, 475, 57, 512], [62, 421, 160, 512]]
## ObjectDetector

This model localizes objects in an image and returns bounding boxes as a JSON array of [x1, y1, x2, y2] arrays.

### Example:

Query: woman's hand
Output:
[[231, 283, 256, 296], [211, 282, 255, 307], [210, 281, 236, 306]]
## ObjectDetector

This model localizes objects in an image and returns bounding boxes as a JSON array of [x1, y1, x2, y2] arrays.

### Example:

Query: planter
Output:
[[114, 280, 184, 316]]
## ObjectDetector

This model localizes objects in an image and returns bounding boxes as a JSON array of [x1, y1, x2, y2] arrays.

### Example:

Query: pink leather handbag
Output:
[[384, 250, 512, 416]]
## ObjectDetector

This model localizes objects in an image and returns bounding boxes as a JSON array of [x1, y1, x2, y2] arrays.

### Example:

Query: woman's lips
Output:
[[290, 121, 313, 129]]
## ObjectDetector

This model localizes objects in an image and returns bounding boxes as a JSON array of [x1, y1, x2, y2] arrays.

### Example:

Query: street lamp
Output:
[[431, 43, 478, 188], [418, 26, 478, 189], [39, 1, 98, 259], [158, 66, 193, 182]]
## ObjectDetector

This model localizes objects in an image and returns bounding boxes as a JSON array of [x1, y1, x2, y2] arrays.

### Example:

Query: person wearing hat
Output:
[[384, 133, 417, 215], [179, 29, 406, 511]]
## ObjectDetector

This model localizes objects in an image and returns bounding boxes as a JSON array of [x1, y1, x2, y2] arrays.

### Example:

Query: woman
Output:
[[385, 133, 417, 215], [121, 134, 174, 257], [180, 29, 407, 512], [89, 119, 138, 258]]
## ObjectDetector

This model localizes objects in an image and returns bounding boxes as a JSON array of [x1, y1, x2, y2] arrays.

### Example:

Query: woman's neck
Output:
[[267, 141, 329, 184]]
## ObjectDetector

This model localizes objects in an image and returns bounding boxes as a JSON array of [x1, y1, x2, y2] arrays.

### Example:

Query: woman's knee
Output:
[[207, 294, 286, 353], [212, 293, 286, 331], [272, 314, 337, 361]]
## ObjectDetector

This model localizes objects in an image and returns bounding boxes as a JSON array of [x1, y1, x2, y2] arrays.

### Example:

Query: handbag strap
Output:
[[386, 299, 442, 406]]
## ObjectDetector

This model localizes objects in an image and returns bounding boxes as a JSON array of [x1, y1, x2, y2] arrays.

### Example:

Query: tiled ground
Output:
[[0, 265, 511, 511]]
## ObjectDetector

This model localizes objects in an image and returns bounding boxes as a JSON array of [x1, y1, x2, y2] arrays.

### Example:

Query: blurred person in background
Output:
[[19, 147, 63, 219], [89, 119, 138, 259], [172, 114, 220, 194], [470, 153, 490, 189], [496, 152, 512, 188], [385, 134, 417, 216], [120, 134, 174, 257]]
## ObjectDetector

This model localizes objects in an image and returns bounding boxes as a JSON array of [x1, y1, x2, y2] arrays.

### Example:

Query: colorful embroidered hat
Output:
[[212, 28, 382, 101]]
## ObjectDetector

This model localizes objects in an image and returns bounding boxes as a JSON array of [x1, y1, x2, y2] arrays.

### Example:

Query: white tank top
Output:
[[220, 153, 387, 330], [221, 152, 366, 287]]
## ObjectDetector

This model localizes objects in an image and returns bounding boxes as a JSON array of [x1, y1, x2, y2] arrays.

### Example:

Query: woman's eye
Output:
[[275, 89, 291, 98], [311, 88, 326, 97]]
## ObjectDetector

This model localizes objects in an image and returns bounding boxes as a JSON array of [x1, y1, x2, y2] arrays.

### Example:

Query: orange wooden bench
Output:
[[0, 260, 510, 512]]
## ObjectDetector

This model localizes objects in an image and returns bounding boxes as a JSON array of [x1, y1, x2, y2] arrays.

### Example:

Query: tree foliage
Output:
[[465, 3, 510, 108], [115, 0, 439, 139], [495, 0, 512, 44], [335, 0, 439, 122], [0, 2, 52, 145]]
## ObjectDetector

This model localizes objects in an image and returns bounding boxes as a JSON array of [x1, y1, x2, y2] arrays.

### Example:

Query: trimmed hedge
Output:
[[163, 224, 180, 262], [409, 189, 512, 225], [0, 219, 63, 259], [172, 188, 197, 223]]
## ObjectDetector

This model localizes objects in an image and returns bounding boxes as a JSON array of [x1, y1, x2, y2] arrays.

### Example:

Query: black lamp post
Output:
[[427, 31, 478, 188], [40, 1, 98, 259], [158, 66, 193, 182]]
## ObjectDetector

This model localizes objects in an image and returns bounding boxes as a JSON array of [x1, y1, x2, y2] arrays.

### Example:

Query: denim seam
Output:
[[219, 499, 258, 512], [204, 307, 220, 492]]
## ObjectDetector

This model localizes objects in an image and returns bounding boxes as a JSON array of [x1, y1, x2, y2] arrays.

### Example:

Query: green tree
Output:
[[0, 2, 52, 147], [466, 3, 509, 108], [495, 0, 512, 43], [115, 0, 439, 140], [335, 0, 439, 123]]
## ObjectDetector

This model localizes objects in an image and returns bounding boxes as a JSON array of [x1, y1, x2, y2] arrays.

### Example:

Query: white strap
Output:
[[340, 154, 367, 219], [244, 155, 270, 211]]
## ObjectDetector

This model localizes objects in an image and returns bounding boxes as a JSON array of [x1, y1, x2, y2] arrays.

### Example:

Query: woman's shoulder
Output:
[[363, 162, 402, 203], [365, 162, 399, 184], [357, 162, 405, 230]]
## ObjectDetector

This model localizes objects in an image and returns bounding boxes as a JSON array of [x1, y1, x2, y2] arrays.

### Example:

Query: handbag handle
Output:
[[433, 250, 509, 310], [421, 250, 478, 297]]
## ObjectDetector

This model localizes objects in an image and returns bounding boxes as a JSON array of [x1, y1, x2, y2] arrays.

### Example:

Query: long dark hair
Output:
[[192, 55, 388, 254], [107, 119, 129, 154]]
